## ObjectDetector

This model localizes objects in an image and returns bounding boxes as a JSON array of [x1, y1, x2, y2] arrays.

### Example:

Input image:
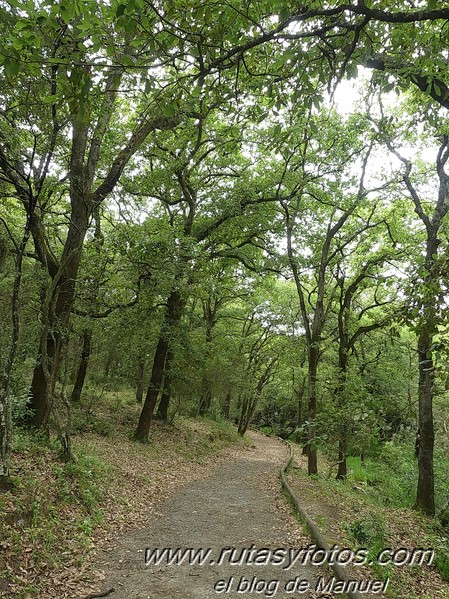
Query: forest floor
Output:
[[1, 404, 255, 598], [2, 400, 448, 599]]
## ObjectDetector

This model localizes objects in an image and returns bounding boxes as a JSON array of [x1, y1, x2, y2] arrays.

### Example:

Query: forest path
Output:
[[91, 431, 330, 599]]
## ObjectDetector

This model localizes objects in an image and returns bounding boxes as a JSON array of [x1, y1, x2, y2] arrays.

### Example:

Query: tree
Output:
[[132, 106, 280, 440], [333, 245, 399, 479], [0, 186, 34, 488], [0, 1, 187, 427], [272, 108, 385, 474], [385, 135, 449, 516]]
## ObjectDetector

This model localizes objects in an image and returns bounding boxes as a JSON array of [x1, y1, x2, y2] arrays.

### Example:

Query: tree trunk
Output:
[[307, 345, 319, 475], [135, 290, 183, 442], [336, 345, 349, 480], [222, 389, 231, 420], [198, 302, 215, 416], [237, 394, 249, 435], [135, 357, 146, 404], [135, 336, 169, 442], [414, 326, 435, 515], [293, 372, 305, 444], [238, 360, 275, 437], [1, 218, 32, 488], [71, 330, 92, 403], [0, 395, 13, 491], [336, 439, 348, 480], [104, 354, 113, 378], [413, 234, 438, 516], [26, 203, 89, 427], [388, 140, 449, 516], [156, 348, 173, 421], [199, 386, 212, 416], [156, 384, 170, 421]]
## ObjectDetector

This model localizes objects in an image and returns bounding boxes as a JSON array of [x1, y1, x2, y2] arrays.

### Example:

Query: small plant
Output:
[[346, 511, 387, 544], [434, 536, 449, 582], [344, 511, 390, 577]]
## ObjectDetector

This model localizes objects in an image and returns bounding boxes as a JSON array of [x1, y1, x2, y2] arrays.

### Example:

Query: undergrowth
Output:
[[288, 430, 449, 597]]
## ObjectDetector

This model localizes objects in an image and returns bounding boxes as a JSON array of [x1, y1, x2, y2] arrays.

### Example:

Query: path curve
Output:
[[93, 431, 329, 599]]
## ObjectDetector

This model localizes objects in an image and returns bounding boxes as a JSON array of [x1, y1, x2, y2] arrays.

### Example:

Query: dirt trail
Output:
[[92, 431, 331, 599]]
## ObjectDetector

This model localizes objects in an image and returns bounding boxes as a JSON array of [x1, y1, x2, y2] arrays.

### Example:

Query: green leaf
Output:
[[279, 7, 290, 21], [5, 60, 20, 78], [162, 101, 176, 117], [116, 3, 126, 17], [124, 0, 136, 14], [122, 54, 134, 66], [42, 94, 59, 104], [60, 4, 72, 23]]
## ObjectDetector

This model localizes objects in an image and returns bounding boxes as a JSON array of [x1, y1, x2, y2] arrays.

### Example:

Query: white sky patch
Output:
[[331, 77, 363, 116]]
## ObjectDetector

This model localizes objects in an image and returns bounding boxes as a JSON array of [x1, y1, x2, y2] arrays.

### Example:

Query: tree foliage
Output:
[[1, 0, 449, 515]]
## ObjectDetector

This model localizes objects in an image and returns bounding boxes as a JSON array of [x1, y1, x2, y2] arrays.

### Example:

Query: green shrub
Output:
[[434, 536, 449, 582], [344, 511, 390, 577]]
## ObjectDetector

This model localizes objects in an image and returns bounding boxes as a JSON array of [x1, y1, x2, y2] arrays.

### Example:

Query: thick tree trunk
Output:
[[26, 199, 89, 427], [71, 330, 92, 403], [413, 230, 438, 516], [135, 357, 146, 404], [135, 335, 169, 441], [390, 140, 449, 516], [135, 290, 183, 442], [27, 270, 80, 426], [414, 327, 435, 515], [156, 384, 170, 421], [412, 225, 439, 515], [27, 340, 56, 428]]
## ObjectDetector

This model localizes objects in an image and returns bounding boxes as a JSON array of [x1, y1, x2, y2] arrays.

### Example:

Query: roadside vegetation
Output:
[[286, 430, 449, 599]]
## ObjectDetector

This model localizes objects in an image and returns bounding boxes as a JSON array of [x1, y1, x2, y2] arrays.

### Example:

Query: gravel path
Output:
[[93, 431, 330, 599]]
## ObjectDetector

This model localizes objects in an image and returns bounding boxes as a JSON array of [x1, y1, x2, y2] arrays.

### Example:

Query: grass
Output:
[[0, 430, 110, 597], [342, 446, 449, 589]]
